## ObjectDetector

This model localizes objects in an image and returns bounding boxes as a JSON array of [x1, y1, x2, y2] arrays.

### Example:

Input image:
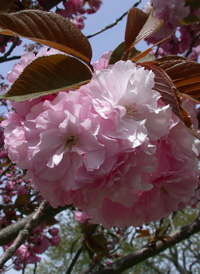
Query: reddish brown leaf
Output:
[[14, 194, 28, 208], [0, 10, 92, 64], [136, 229, 150, 238], [141, 62, 194, 130], [0, 54, 92, 102], [0, 0, 12, 11], [185, 0, 200, 9], [85, 234, 109, 256], [132, 32, 174, 63], [156, 56, 200, 102], [125, 8, 163, 52]]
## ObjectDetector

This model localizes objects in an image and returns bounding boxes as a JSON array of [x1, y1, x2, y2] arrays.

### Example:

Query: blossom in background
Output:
[[2, 49, 199, 228], [56, 0, 102, 30], [143, 0, 200, 59]]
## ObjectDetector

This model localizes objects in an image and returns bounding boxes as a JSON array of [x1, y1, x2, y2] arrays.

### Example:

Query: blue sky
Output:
[[0, 1, 148, 273]]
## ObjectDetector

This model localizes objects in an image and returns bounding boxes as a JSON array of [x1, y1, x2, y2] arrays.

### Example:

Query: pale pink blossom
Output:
[[143, 0, 190, 56], [2, 52, 199, 228], [92, 51, 112, 70]]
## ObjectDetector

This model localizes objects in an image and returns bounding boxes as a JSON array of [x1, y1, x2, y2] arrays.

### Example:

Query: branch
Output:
[[0, 202, 68, 246], [92, 216, 200, 274], [0, 200, 49, 268], [66, 246, 83, 274], [0, 55, 21, 63], [185, 34, 200, 58], [86, 0, 141, 39], [0, 38, 20, 63]]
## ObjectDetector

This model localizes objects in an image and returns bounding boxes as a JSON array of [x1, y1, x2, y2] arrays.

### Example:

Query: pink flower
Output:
[[17, 185, 27, 195], [2, 113, 28, 169], [32, 236, 49, 254], [32, 223, 46, 235], [75, 211, 91, 223], [50, 235, 61, 246], [143, 0, 190, 56], [49, 227, 59, 236], [70, 15, 85, 30], [92, 51, 112, 70], [57, 0, 83, 18], [2, 52, 199, 228]]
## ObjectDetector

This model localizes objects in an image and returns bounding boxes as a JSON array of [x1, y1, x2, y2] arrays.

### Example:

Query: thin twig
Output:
[[86, 0, 141, 39], [0, 38, 20, 63], [33, 262, 37, 274], [0, 55, 21, 63], [66, 246, 83, 274], [0, 163, 13, 179], [185, 34, 200, 58]]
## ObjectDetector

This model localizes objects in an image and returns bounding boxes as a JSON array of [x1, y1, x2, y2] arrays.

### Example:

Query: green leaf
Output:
[[180, 15, 200, 25], [155, 227, 165, 237], [125, 7, 163, 52], [70, 237, 82, 254], [0, 10, 92, 64], [109, 42, 141, 64], [109, 42, 125, 64], [0, 54, 92, 102]]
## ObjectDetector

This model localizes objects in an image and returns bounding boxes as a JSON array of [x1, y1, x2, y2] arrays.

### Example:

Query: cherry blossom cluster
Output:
[[56, 0, 102, 29], [0, 161, 61, 271], [0, 105, 61, 271], [143, 0, 200, 60], [2, 48, 200, 228], [0, 164, 61, 270], [3, 224, 60, 270]]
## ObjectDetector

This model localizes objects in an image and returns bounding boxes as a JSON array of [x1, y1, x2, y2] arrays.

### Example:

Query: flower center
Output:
[[125, 104, 137, 118], [65, 135, 79, 149]]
